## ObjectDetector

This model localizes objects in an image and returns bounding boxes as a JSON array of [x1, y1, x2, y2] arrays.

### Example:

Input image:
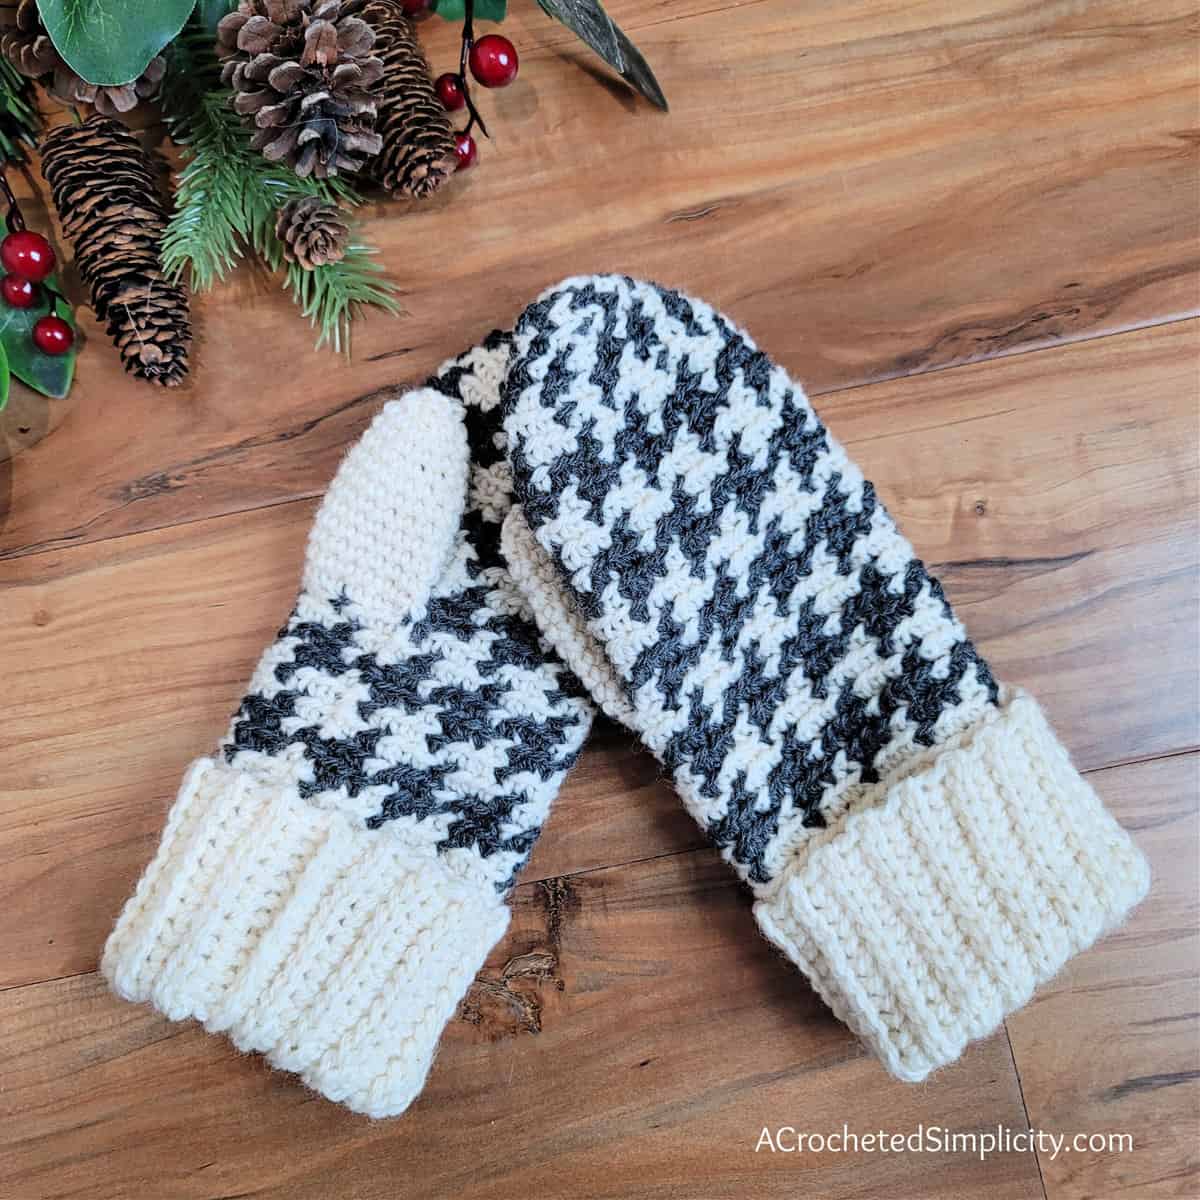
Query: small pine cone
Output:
[[1, 0, 164, 114], [276, 195, 350, 270], [41, 115, 191, 386], [0, 0, 56, 76], [218, 0, 384, 179], [362, 0, 456, 199]]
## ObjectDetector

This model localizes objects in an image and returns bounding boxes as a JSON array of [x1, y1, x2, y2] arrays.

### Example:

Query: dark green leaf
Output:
[[196, 0, 236, 35], [435, 0, 508, 22], [0, 338, 9, 413], [38, 0, 195, 86], [537, 0, 666, 110], [0, 279, 77, 399]]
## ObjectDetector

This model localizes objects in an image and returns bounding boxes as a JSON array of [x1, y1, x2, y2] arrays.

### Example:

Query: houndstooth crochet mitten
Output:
[[498, 275, 1150, 1082], [102, 335, 591, 1118]]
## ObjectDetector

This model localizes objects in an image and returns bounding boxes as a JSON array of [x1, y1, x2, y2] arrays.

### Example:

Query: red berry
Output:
[[453, 131, 478, 170], [399, 0, 431, 14], [469, 34, 518, 88], [1, 273, 38, 309], [435, 72, 465, 111], [1, 229, 56, 283], [32, 314, 73, 355]]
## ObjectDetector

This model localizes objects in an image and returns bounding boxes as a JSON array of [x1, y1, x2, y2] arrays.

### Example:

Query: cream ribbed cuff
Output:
[[754, 691, 1150, 1082], [102, 759, 509, 1118]]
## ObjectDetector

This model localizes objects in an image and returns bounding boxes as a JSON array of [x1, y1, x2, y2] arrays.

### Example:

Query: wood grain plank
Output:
[[0, 849, 1043, 1200], [1006, 752, 1200, 1200], [2, 318, 1194, 991], [0, 0, 1194, 558]]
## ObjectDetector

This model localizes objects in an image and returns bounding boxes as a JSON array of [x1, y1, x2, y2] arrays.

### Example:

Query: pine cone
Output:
[[276, 195, 349, 269], [41, 115, 191, 387], [1, 0, 164, 115], [362, 0, 457, 199], [218, 0, 384, 179]]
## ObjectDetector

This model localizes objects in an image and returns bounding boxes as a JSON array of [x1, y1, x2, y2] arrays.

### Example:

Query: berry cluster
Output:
[[406, 0, 519, 171], [1, 228, 73, 355]]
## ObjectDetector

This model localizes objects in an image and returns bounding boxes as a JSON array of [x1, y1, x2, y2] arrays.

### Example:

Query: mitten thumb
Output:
[[303, 389, 468, 618]]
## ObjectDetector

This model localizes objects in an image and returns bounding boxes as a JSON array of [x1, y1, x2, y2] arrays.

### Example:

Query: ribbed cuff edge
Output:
[[754, 691, 1150, 1081], [103, 758, 509, 1117]]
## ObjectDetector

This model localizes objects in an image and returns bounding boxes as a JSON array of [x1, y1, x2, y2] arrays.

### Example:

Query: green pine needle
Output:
[[284, 247, 401, 355], [160, 92, 251, 291], [249, 190, 401, 354], [159, 17, 399, 353], [0, 57, 42, 167]]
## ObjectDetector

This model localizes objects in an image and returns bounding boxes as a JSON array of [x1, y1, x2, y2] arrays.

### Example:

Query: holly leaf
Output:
[[0, 338, 9, 413], [537, 0, 666, 110], [38, 0, 195, 86], [435, 0, 508, 20], [0, 280, 77, 400]]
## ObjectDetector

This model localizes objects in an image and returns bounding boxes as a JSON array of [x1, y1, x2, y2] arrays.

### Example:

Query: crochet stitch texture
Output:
[[102, 335, 591, 1118], [101, 275, 1152, 1115], [498, 274, 1151, 1082]]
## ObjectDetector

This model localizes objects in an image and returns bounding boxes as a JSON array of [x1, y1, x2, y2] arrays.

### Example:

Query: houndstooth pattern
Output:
[[224, 333, 591, 893], [502, 275, 999, 889]]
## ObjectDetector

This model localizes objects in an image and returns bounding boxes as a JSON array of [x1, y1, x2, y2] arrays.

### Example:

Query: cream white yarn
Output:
[[302, 389, 468, 620], [497, 273, 1152, 1084], [754, 691, 1150, 1080], [503, 504, 1151, 1080], [103, 759, 509, 1118], [103, 352, 593, 1118]]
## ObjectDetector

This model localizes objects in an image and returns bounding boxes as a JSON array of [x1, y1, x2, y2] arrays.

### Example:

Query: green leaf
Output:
[[38, 0, 195, 86], [435, 0, 508, 22], [0, 280, 77, 399], [0, 338, 9, 414], [196, 0, 236, 35], [537, 0, 666, 110]]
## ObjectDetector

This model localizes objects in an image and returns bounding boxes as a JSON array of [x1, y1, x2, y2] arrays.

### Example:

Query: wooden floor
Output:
[[2, 2, 1198, 1197]]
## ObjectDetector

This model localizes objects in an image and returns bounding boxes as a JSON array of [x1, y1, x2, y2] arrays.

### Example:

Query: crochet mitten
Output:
[[498, 274, 1150, 1082], [102, 335, 591, 1117]]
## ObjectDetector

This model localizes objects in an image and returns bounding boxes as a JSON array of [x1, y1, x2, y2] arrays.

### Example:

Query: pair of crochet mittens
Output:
[[104, 276, 1149, 1118]]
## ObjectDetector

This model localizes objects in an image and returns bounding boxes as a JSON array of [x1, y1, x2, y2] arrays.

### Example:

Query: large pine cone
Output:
[[218, 0, 384, 179], [41, 115, 191, 387], [362, 1, 456, 199], [275, 195, 349, 269], [0, 0, 164, 115]]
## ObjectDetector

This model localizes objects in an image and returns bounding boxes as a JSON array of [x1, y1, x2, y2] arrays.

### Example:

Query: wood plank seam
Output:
[[3, 310, 1196, 565], [1001, 1022, 1051, 1200]]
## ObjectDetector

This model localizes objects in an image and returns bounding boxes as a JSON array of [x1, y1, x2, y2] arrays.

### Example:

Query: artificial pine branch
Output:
[[284, 243, 396, 354], [160, 88, 252, 290], [0, 53, 39, 166], [160, 14, 398, 351], [246, 190, 397, 353]]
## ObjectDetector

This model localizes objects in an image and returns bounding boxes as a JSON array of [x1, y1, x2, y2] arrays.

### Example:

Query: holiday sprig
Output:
[[419, 0, 665, 172], [0, 0, 666, 392], [0, 166, 77, 407], [428, 0, 520, 171], [426, 0, 666, 112], [160, 16, 399, 353]]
